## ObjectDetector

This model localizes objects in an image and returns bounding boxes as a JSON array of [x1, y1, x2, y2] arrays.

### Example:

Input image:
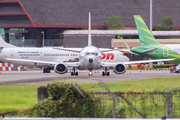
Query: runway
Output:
[[0, 69, 179, 85]]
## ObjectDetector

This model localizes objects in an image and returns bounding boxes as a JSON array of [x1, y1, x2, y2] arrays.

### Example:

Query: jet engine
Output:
[[114, 63, 126, 74], [54, 64, 67, 74]]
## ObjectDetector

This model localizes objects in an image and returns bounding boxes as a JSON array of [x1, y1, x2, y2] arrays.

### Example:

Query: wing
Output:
[[53, 47, 81, 53], [101, 58, 175, 67], [6, 58, 79, 67], [123, 58, 175, 65]]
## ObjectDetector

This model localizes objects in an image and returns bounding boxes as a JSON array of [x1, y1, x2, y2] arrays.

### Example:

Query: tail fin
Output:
[[0, 35, 16, 48], [124, 42, 130, 50], [88, 12, 92, 46], [134, 15, 160, 46]]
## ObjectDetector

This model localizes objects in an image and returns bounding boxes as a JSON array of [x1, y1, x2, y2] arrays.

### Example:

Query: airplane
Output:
[[126, 15, 179, 64], [0, 13, 175, 76]]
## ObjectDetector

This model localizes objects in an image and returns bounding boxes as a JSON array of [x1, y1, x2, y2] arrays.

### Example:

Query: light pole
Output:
[[41, 31, 44, 47], [149, 0, 153, 68]]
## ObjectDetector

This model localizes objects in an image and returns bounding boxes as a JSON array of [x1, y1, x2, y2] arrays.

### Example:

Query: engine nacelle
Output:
[[114, 63, 126, 74], [54, 64, 67, 74]]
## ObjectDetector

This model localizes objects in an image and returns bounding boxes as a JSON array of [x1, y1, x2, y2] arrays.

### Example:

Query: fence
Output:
[[1, 89, 180, 118], [95, 90, 180, 118]]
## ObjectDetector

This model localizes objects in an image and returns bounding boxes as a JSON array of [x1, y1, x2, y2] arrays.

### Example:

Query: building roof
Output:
[[0, 0, 180, 28]]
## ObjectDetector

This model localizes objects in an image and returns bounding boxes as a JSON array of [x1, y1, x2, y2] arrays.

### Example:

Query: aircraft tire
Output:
[[43, 68, 47, 73], [107, 72, 110, 76], [47, 68, 51, 73], [102, 72, 105, 76], [71, 72, 74, 76], [75, 72, 78, 76]]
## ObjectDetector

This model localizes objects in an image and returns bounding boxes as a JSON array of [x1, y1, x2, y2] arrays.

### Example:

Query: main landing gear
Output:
[[102, 67, 110, 76], [71, 67, 78, 76], [43, 67, 51, 73]]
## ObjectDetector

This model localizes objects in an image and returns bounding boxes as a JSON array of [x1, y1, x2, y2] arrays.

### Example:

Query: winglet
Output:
[[124, 42, 130, 50], [88, 12, 92, 46]]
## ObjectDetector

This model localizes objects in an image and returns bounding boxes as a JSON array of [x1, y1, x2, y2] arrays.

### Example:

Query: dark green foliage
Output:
[[34, 81, 102, 117], [116, 104, 126, 118], [104, 16, 123, 30], [117, 35, 123, 39], [152, 64, 176, 69], [155, 24, 163, 31], [162, 16, 174, 31]]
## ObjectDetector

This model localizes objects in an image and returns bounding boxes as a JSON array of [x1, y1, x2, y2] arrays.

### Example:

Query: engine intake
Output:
[[54, 64, 67, 74], [114, 63, 126, 74]]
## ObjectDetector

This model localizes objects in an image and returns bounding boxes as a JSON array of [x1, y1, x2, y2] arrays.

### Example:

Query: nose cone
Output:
[[89, 58, 93, 63]]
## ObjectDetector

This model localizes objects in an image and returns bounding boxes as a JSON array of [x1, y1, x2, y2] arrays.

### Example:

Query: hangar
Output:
[[0, 0, 180, 48]]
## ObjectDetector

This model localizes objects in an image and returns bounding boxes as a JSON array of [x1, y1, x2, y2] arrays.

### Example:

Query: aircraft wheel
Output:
[[47, 68, 51, 73], [102, 72, 105, 76], [43, 68, 48, 73], [107, 72, 110, 76], [71, 72, 74, 76], [75, 72, 78, 76], [43, 68, 46, 73]]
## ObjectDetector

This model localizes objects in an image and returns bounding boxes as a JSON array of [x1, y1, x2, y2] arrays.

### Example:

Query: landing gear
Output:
[[43, 67, 51, 73], [102, 67, 110, 76], [71, 67, 78, 76], [88, 71, 93, 76]]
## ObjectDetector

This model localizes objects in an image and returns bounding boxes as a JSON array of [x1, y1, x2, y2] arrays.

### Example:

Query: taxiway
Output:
[[0, 70, 179, 85]]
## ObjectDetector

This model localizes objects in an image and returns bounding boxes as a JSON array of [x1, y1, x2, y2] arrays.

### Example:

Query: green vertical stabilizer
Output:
[[134, 15, 160, 46]]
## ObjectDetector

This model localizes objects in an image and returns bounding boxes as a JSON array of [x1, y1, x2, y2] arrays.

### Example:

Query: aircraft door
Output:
[[10, 51, 15, 58], [163, 47, 168, 57], [40, 52, 44, 60]]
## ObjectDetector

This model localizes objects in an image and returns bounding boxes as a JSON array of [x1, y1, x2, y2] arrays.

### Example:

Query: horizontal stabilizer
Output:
[[143, 47, 158, 54]]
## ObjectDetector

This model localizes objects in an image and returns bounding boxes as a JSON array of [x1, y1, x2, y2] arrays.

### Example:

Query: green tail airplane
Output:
[[129, 15, 179, 63]]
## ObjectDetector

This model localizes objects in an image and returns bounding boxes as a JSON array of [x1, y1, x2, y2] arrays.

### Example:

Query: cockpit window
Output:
[[86, 52, 90, 55], [86, 52, 98, 56]]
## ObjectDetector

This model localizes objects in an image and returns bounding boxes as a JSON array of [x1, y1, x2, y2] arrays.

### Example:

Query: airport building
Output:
[[0, 0, 180, 49]]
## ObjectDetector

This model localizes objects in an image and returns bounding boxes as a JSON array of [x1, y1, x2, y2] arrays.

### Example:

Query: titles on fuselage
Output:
[[17, 51, 118, 60], [17, 51, 79, 58], [102, 53, 114, 60]]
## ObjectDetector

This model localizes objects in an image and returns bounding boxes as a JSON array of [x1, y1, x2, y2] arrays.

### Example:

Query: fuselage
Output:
[[132, 44, 180, 63], [0, 47, 129, 67]]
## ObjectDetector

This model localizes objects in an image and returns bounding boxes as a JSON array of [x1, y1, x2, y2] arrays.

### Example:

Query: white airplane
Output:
[[0, 13, 175, 76]]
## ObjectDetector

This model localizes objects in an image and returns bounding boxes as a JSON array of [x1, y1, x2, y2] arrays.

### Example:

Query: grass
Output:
[[1, 76, 180, 114], [79, 77, 180, 92], [0, 85, 40, 113]]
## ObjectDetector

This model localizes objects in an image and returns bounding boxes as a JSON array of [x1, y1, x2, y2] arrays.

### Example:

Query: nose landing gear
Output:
[[88, 71, 93, 76]]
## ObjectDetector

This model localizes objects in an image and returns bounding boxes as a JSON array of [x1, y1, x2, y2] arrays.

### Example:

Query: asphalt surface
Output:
[[0, 69, 179, 85]]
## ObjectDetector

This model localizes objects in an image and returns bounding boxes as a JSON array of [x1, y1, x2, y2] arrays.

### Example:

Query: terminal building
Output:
[[0, 0, 180, 53]]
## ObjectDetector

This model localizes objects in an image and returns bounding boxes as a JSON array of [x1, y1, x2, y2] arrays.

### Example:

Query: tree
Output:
[[155, 24, 163, 31], [104, 16, 123, 30], [162, 16, 174, 31], [117, 35, 123, 39]]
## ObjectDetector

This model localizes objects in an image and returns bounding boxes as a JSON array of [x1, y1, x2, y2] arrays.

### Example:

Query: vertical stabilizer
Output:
[[134, 15, 160, 46], [124, 42, 130, 50], [88, 12, 92, 46]]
